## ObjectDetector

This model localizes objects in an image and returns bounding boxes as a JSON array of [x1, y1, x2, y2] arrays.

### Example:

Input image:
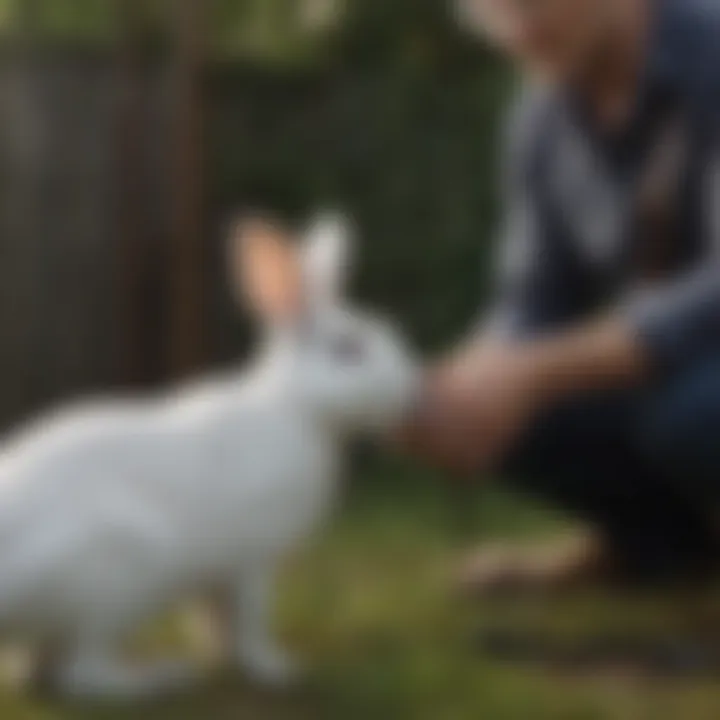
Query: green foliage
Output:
[[0, 0, 515, 355], [208, 52, 514, 352], [0, 0, 346, 59], [0, 0, 119, 40], [211, 0, 347, 62], [206, 2, 514, 353]]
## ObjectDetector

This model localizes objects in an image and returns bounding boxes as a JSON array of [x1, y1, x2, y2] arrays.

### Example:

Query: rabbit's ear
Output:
[[302, 212, 353, 304], [230, 217, 304, 323]]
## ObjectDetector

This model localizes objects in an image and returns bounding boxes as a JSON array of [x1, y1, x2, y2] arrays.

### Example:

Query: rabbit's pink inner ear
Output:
[[233, 219, 304, 323]]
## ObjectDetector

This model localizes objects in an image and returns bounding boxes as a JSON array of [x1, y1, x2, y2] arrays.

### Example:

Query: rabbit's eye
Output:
[[330, 335, 365, 363]]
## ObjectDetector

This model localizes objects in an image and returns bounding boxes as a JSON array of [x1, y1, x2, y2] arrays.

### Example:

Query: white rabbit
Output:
[[0, 214, 420, 699]]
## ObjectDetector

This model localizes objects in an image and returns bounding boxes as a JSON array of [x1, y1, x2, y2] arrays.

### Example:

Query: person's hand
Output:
[[399, 320, 648, 476], [401, 343, 544, 475]]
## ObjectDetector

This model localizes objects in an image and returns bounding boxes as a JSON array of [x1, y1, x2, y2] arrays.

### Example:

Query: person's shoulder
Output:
[[672, 0, 720, 76], [680, 0, 720, 26]]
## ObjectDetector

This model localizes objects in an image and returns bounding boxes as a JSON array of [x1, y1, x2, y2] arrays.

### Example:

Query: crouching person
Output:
[[403, 0, 720, 590]]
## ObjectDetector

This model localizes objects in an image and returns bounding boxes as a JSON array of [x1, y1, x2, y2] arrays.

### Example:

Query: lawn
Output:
[[1, 463, 719, 720]]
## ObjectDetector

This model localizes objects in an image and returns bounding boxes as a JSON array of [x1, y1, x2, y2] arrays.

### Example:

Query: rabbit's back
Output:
[[0, 373, 338, 632]]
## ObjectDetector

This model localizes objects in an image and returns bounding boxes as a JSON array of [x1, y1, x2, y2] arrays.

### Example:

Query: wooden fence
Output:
[[0, 37, 508, 430]]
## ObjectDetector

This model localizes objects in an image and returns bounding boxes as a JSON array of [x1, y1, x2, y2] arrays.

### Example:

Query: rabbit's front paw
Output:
[[239, 645, 301, 689]]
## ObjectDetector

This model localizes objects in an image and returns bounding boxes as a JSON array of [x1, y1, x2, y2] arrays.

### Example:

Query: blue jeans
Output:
[[501, 357, 720, 581]]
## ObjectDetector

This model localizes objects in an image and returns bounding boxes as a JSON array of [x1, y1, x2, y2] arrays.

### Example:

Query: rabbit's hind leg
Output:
[[32, 616, 204, 700]]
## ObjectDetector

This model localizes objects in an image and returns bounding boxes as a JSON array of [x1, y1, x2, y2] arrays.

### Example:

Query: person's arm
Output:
[[509, 317, 651, 404], [473, 253, 720, 427], [400, 91, 596, 468], [473, 132, 720, 412], [411, 316, 651, 475], [484, 127, 720, 402], [480, 90, 590, 341], [625, 262, 720, 372], [606, 135, 720, 375]]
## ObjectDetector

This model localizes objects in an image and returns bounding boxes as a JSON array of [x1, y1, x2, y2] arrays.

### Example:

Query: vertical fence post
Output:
[[166, 0, 207, 378], [0, 0, 45, 425], [117, 0, 153, 386]]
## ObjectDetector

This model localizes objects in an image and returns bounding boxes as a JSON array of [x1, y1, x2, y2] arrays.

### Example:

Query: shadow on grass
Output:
[[26, 676, 326, 720], [476, 628, 720, 681]]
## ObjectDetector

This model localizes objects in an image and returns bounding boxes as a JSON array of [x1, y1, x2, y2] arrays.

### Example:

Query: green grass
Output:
[[2, 467, 720, 720]]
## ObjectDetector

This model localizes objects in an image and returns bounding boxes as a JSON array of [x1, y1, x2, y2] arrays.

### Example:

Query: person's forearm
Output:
[[522, 318, 651, 403]]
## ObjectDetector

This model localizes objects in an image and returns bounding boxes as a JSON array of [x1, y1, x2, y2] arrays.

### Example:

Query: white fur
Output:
[[0, 216, 419, 698]]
